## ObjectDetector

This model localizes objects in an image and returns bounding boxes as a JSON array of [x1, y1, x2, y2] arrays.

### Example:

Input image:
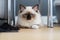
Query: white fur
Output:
[[17, 6, 43, 28]]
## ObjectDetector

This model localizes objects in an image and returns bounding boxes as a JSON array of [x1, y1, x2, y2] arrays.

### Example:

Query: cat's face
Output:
[[18, 4, 39, 20]]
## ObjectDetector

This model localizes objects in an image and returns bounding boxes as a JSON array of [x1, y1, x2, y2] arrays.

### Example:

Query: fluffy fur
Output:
[[17, 4, 43, 29]]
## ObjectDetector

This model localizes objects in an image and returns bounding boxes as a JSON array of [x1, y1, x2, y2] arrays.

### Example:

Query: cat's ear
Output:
[[32, 4, 39, 12], [19, 4, 26, 12]]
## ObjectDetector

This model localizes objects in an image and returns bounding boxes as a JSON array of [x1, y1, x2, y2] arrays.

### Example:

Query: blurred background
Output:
[[0, 0, 60, 27]]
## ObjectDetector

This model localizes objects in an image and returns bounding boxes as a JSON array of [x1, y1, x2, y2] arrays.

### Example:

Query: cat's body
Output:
[[17, 4, 43, 29]]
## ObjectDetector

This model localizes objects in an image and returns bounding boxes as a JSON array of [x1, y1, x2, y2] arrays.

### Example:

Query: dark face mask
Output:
[[27, 14, 31, 20]]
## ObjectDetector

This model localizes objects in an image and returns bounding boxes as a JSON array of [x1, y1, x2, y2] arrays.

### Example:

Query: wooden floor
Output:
[[0, 26, 60, 40]]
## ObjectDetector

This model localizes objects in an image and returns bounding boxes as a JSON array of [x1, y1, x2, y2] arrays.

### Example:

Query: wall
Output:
[[16, 0, 48, 16], [0, 0, 8, 25], [0, 0, 8, 19], [40, 0, 48, 16], [54, 0, 60, 23], [56, 5, 60, 23]]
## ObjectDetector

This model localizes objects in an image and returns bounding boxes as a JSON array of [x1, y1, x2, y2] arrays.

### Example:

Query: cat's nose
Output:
[[27, 14, 31, 20]]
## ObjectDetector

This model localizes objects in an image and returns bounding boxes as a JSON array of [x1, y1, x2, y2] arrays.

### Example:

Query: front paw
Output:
[[32, 25, 39, 29]]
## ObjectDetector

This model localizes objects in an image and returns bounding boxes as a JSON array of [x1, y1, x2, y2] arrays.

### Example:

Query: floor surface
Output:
[[0, 26, 60, 40]]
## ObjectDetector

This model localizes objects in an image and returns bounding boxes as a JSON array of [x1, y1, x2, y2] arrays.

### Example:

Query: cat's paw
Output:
[[32, 25, 39, 29]]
